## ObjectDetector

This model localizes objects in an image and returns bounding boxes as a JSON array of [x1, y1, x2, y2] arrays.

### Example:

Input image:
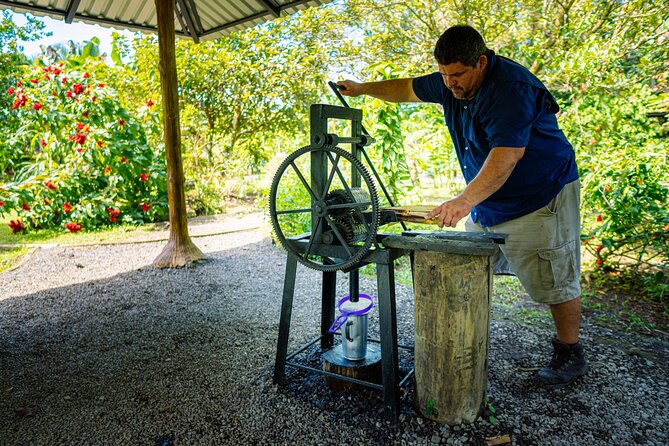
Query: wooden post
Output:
[[152, 0, 204, 268], [413, 250, 492, 424], [381, 234, 500, 425]]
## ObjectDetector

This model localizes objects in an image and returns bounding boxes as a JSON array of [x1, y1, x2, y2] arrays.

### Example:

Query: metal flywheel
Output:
[[268, 144, 380, 272]]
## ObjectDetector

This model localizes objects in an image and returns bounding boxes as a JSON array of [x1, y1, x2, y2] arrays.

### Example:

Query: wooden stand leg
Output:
[[274, 255, 298, 384]]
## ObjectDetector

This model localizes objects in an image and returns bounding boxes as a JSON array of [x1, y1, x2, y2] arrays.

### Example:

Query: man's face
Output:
[[438, 56, 487, 100]]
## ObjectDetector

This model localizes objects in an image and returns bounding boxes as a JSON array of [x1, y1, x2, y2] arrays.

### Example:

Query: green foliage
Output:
[[364, 63, 413, 205], [0, 62, 166, 234], [1, 2, 667, 299], [337, 0, 669, 298]]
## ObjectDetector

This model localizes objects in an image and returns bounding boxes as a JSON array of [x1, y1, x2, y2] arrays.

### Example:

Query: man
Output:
[[337, 25, 587, 387]]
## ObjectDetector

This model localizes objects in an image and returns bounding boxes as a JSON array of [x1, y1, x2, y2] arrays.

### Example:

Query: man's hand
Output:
[[336, 80, 362, 97], [427, 194, 475, 228]]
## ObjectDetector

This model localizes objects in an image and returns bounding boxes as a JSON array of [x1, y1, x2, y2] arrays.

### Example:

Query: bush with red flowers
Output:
[[0, 63, 167, 233]]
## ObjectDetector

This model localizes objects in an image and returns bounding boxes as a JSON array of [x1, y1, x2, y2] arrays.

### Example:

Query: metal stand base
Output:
[[273, 246, 412, 420]]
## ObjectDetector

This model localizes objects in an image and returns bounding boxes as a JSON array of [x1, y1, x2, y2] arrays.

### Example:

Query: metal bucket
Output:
[[328, 294, 374, 361]]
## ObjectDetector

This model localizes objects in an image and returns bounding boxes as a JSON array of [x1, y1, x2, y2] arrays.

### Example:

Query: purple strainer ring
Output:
[[328, 294, 374, 333]]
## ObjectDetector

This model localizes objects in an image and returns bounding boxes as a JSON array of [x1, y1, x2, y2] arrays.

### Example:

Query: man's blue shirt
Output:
[[412, 52, 579, 227]]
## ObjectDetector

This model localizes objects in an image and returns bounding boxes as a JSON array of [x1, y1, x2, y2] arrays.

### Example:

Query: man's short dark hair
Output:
[[433, 25, 489, 67]]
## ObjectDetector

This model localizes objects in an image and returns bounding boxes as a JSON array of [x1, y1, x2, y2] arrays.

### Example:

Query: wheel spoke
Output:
[[321, 154, 341, 201], [326, 201, 372, 211], [290, 161, 319, 203], [303, 217, 322, 259], [325, 215, 354, 256], [275, 208, 313, 215]]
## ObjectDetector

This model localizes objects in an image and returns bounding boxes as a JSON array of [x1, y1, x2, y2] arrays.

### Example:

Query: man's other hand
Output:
[[427, 195, 475, 228]]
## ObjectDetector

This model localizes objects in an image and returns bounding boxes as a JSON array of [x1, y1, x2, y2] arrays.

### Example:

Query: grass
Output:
[[0, 213, 165, 273]]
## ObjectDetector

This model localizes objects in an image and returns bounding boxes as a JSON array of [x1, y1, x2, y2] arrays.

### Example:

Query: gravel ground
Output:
[[1, 218, 668, 446]]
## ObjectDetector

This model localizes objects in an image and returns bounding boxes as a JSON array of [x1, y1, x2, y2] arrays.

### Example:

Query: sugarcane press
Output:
[[270, 100, 413, 419]]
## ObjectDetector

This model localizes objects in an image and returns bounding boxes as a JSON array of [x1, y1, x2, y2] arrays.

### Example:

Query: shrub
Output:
[[0, 63, 167, 233]]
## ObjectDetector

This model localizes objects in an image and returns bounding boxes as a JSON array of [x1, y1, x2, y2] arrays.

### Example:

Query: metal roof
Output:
[[0, 0, 333, 42]]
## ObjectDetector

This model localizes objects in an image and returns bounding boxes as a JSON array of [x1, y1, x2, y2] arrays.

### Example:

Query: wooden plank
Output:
[[381, 235, 499, 256], [403, 230, 508, 244]]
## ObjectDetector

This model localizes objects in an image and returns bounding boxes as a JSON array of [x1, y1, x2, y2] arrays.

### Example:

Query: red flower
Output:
[[83, 111, 89, 118], [121, 157, 127, 163], [52, 91, 57, 96], [119, 119, 126, 126], [16, 81, 22, 87], [72, 83, 84, 94], [65, 91, 73, 98], [596, 258, 603, 266], [44, 198, 50, 205], [43, 181, 57, 190], [604, 185, 611, 193], [140, 173, 149, 182], [595, 245, 603, 252], [32, 102, 42, 110], [596, 215, 603, 222], [0, 200, 3, 207], [30, 78, 38, 84], [77, 147, 83, 153], [74, 133, 87, 145], [61, 77, 68, 83], [8, 219, 25, 234], [91, 96, 97, 102], [65, 222, 82, 233], [146, 99, 154, 107], [140, 202, 150, 212], [21, 203, 30, 211], [104, 167, 111, 174], [7, 87, 14, 95], [97, 140, 104, 147], [53, 67, 61, 76], [106, 208, 121, 223], [76, 122, 85, 131], [40, 139, 47, 147], [98, 83, 105, 88], [12, 91, 27, 109], [63, 202, 73, 213], [83, 72, 89, 79]]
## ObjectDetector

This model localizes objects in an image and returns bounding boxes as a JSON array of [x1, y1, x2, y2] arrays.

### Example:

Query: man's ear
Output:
[[478, 54, 488, 70]]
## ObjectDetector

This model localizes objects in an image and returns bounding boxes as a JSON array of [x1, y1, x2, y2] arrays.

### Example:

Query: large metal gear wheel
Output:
[[269, 144, 380, 272]]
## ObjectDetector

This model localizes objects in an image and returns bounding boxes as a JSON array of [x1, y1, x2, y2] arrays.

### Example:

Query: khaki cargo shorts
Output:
[[465, 180, 581, 305]]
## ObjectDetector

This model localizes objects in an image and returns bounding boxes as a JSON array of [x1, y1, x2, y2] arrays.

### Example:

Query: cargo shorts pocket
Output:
[[537, 240, 576, 290]]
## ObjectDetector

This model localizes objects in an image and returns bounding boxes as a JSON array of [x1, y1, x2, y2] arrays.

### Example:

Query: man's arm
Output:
[[427, 147, 526, 227], [337, 78, 422, 103]]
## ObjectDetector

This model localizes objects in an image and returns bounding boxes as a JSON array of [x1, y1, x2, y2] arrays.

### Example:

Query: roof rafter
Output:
[[175, 0, 201, 43], [258, 0, 280, 18], [65, 0, 82, 23]]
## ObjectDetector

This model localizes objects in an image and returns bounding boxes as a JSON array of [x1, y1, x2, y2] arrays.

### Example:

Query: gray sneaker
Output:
[[536, 337, 588, 387]]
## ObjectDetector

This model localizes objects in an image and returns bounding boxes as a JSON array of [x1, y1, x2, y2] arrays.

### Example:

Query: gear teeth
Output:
[[325, 189, 354, 218]]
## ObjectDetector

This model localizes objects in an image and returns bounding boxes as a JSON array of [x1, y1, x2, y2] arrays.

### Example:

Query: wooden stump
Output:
[[322, 345, 382, 392], [413, 250, 493, 424], [382, 233, 502, 425]]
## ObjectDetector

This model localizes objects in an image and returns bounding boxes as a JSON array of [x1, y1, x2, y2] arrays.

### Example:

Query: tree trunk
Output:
[[152, 0, 204, 268]]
